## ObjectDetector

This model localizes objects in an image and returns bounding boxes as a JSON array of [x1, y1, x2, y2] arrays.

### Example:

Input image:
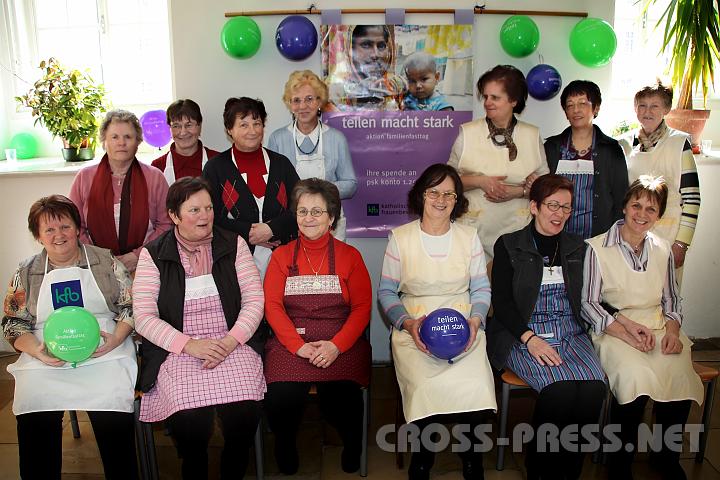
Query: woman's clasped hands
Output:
[[183, 335, 239, 369], [297, 340, 340, 368]]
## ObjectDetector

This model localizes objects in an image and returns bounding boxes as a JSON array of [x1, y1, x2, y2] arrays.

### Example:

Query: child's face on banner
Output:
[[351, 26, 391, 79]]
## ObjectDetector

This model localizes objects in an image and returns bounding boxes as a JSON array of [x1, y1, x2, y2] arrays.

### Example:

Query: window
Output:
[[611, 0, 669, 99], [5, 0, 172, 111]]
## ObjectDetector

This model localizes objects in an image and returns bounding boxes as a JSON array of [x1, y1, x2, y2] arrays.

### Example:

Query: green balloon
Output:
[[43, 306, 100, 363], [500, 15, 540, 58], [569, 18, 617, 67], [9, 132, 40, 159], [221, 17, 262, 59]]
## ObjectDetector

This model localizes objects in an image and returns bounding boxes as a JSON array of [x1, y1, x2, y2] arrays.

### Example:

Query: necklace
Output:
[[546, 241, 560, 275], [302, 244, 326, 276], [294, 121, 321, 155], [112, 172, 126, 187], [620, 225, 645, 255]]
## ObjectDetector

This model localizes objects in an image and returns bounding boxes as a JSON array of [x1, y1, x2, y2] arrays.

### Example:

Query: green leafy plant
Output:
[[15, 58, 107, 149], [611, 120, 640, 138], [645, 0, 720, 109]]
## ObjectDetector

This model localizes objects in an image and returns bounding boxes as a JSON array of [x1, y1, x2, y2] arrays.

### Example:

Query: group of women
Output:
[[383, 65, 702, 480], [1, 62, 702, 480], [2, 69, 364, 480]]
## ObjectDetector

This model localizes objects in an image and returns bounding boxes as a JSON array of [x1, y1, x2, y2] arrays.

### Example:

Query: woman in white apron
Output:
[[487, 175, 606, 479], [268, 70, 357, 240], [151, 99, 220, 183], [3, 195, 138, 480], [619, 81, 701, 273], [133, 177, 266, 479], [379, 164, 495, 480], [448, 65, 549, 262], [581, 176, 703, 479], [544, 80, 628, 239]]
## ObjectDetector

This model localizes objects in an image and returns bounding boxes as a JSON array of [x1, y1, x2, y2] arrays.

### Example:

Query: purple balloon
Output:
[[275, 16, 318, 61], [419, 308, 470, 362], [527, 64, 563, 101], [140, 110, 172, 148]]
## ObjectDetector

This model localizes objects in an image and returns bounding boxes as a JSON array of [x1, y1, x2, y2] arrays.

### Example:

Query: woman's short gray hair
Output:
[[99, 109, 143, 143], [290, 178, 341, 230]]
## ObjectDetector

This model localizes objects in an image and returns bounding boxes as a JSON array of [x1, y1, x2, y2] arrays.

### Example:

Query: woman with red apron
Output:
[[264, 178, 371, 475]]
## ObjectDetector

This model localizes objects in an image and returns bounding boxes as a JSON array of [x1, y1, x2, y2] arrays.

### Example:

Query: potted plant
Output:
[[16, 58, 107, 161], [646, 0, 720, 150]]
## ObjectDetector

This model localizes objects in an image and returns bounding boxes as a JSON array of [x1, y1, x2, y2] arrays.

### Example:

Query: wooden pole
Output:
[[225, 8, 587, 18]]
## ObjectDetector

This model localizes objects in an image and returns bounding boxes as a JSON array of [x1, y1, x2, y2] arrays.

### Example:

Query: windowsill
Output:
[[0, 154, 158, 177]]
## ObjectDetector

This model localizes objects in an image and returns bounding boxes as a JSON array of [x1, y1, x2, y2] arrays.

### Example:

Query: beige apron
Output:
[[454, 119, 545, 259], [391, 221, 496, 423], [7, 246, 137, 414], [627, 128, 687, 244], [587, 233, 703, 405]]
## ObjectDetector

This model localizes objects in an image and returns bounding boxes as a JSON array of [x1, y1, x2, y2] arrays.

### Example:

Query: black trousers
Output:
[[408, 410, 490, 475], [264, 380, 364, 455], [608, 395, 691, 478], [166, 400, 261, 480], [16, 410, 138, 480], [526, 380, 607, 480]]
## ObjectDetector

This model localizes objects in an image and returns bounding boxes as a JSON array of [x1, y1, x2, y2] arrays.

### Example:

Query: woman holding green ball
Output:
[[2, 194, 138, 479]]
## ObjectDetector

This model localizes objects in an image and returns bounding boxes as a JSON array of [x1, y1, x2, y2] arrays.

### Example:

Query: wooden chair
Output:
[[494, 362, 720, 470], [495, 369, 611, 471]]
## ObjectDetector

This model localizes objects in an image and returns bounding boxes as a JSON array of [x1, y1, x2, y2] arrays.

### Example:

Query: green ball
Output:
[[221, 17, 262, 59], [43, 306, 100, 363], [9, 132, 40, 159], [499, 15, 540, 58], [569, 18, 617, 67]]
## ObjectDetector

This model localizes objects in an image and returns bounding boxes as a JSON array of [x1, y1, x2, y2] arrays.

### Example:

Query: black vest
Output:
[[139, 227, 264, 392]]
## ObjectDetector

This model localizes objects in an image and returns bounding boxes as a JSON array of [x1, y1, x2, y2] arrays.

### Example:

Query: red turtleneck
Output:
[[264, 232, 372, 354]]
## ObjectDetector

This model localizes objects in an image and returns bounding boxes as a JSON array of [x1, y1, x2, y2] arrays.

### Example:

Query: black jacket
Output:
[[202, 147, 299, 252], [544, 125, 628, 237], [486, 223, 587, 370], [139, 227, 264, 392]]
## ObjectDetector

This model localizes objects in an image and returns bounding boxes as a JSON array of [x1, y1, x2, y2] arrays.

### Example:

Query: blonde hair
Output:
[[282, 70, 329, 110]]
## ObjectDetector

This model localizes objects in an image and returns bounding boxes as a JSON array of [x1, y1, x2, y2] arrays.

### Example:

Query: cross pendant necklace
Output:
[[547, 241, 559, 275]]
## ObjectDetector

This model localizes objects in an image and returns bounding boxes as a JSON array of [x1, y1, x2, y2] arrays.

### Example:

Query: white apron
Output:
[[163, 146, 209, 184], [390, 221, 496, 423], [587, 233, 703, 405], [7, 247, 137, 414], [290, 122, 348, 241], [627, 129, 687, 244], [232, 147, 272, 280], [454, 119, 546, 259]]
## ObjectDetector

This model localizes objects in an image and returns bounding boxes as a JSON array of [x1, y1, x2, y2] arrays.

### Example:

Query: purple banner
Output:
[[325, 110, 472, 237]]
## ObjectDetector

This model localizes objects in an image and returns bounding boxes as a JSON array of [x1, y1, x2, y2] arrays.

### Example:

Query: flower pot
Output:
[[665, 109, 711, 153], [61, 147, 94, 162]]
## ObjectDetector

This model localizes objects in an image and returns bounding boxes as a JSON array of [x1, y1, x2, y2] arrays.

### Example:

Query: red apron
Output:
[[264, 238, 371, 386]]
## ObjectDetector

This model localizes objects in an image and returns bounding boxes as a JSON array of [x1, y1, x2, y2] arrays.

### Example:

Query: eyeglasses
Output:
[[170, 121, 199, 132], [290, 95, 319, 106], [424, 189, 458, 201], [296, 207, 328, 217], [564, 101, 592, 111], [542, 201, 573, 214]]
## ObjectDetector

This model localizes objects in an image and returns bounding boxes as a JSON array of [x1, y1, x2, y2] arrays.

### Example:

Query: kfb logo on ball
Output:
[[419, 308, 470, 363]]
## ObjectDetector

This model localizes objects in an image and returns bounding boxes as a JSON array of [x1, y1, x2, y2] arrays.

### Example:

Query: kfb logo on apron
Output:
[[51, 280, 84, 309]]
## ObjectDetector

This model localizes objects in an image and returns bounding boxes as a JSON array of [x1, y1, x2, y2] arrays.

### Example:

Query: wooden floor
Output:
[[2, 340, 720, 479]]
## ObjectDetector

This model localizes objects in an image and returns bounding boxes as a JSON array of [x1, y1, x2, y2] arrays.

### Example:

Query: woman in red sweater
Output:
[[263, 178, 372, 475]]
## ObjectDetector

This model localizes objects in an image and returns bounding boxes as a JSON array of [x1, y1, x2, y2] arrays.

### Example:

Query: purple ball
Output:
[[275, 16, 318, 61], [527, 64, 563, 101], [419, 308, 470, 362]]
